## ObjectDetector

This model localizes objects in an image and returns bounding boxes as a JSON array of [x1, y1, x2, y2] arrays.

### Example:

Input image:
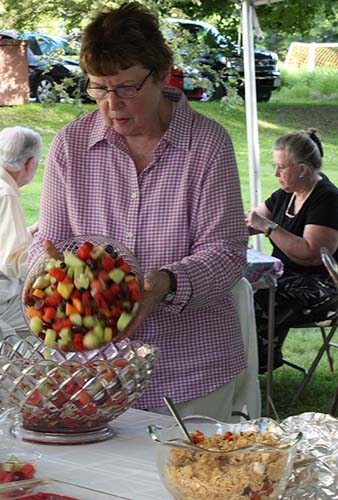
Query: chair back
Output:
[[230, 277, 261, 420], [321, 247, 338, 289]]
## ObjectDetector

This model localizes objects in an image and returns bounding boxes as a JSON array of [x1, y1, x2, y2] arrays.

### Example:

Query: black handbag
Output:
[[277, 270, 338, 322]]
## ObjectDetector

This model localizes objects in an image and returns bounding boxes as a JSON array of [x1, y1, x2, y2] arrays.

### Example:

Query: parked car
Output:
[[166, 18, 281, 102], [23, 32, 81, 57], [0, 30, 84, 102]]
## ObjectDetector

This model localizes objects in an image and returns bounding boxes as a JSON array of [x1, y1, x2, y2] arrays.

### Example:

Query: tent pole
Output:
[[242, 0, 262, 250]]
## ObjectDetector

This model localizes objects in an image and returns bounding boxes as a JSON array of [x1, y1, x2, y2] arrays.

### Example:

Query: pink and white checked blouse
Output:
[[30, 88, 248, 408]]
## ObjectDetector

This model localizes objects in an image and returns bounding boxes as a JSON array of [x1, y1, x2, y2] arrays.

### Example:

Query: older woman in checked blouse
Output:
[[29, 2, 248, 420]]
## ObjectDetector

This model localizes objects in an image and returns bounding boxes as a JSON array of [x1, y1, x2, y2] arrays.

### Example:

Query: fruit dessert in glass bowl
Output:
[[0, 450, 41, 485], [22, 236, 143, 352], [0, 333, 158, 444], [0, 236, 158, 444]]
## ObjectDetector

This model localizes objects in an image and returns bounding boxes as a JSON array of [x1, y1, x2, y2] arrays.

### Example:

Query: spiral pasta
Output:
[[164, 430, 291, 500]]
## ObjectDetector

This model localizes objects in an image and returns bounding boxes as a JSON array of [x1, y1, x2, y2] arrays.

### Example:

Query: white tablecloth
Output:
[[2, 409, 173, 500]]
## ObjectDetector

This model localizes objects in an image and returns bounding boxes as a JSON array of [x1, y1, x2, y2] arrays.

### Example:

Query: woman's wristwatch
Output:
[[161, 270, 177, 303], [265, 221, 279, 237]]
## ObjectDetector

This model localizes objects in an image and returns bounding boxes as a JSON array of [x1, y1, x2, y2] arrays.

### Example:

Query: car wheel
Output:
[[238, 87, 272, 102], [36, 75, 55, 103], [257, 91, 272, 102]]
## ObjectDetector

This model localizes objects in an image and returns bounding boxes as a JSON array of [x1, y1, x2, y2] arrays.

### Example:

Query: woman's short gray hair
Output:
[[0, 126, 42, 172]]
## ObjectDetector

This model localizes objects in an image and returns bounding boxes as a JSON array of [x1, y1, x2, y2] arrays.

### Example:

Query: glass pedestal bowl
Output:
[[0, 333, 157, 444], [148, 416, 302, 500]]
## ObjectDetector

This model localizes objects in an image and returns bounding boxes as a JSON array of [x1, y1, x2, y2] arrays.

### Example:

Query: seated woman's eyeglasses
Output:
[[86, 69, 153, 100]]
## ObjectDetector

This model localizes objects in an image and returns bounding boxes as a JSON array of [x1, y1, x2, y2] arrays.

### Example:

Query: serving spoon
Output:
[[162, 396, 194, 445]]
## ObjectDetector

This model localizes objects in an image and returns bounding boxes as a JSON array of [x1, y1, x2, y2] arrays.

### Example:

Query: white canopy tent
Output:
[[240, 0, 285, 249]]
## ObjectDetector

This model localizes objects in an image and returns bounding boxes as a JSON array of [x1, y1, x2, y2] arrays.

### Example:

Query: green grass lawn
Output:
[[0, 95, 337, 420]]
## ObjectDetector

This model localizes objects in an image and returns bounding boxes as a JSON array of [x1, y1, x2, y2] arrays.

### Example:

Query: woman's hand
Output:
[[43, 240, 63, 260], [116, 270, 171, 341], [246, 210, 271, 235]]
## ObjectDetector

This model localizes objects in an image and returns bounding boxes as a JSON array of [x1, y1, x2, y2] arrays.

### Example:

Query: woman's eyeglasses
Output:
[[273, 161, 305, 173], [273, 164, 289, 173], [86, 69, 153, 100]]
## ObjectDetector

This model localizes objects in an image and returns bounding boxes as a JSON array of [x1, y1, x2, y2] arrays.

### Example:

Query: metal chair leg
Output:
[[331, 384, 338, 416], [290, 318, 338, 408], [282, 359, 307, 374], [320, 326, 335, 372], [266, 281, 276, 417]]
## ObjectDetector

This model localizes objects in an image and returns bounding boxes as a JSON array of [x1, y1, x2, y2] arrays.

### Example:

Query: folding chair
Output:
[[321, 247, 338, 417], [285, 317, 338, 408], [285, 247, 338, 408]]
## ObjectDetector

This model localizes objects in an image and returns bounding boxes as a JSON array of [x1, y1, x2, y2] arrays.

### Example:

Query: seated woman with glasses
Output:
[[29, 2, 248, 420], [0, 126, 42, 336], [246, 128, 338, 373]]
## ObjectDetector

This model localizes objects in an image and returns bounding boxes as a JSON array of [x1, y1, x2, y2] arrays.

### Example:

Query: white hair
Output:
[[0, 126, 42, 172]]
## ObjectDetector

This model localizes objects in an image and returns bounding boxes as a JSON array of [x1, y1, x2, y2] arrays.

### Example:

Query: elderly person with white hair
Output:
[[0, 126, 42, 335]]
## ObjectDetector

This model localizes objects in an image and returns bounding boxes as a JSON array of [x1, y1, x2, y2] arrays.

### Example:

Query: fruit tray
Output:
[[0, 478, 128, 499]]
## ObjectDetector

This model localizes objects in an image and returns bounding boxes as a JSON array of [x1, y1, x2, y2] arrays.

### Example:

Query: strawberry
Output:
[[20, 463, 36, 479], [111, 305, 122, 318], [63, 275, 73, 284], [127, 278, 140, 292], [84, 241, 94, 251], [77, 390, 91, 405], [42, 306, 56, 322], [102, 255, 115, 271], [95, 292, 108, 309], [76, 244, 91, 261], [72, 333, 84, 351], [81, 290, 91, 302], [119, 261, 131, 274], [91, 279, 104, 293], [98, 270, 110, 283], [71, 289, 81, 300], [114, 359, 129, 369], [83, 306, 92, 316], [26, 389, 42, 406], [130, 290, 142, 302], [44, 292, 62, 307], [52, 317, 71, 332], [110, 283, 121, 296], [49, 267, 66, 282]]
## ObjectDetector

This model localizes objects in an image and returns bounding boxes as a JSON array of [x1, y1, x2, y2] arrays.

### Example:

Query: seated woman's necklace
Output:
[[285, 177, 320, 218]]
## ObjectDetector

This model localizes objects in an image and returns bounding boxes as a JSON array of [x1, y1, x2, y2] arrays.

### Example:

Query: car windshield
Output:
[[24, 36, 43, 56], [166, 20, 235, 56], [39, 35, 80, 56], [23, 33, 80, 57]]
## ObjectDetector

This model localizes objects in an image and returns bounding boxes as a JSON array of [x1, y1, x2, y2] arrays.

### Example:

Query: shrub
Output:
[[277, 64, 338, 100]]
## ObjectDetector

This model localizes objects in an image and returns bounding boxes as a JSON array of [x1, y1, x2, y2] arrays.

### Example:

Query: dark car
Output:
[[166, 18, 281, 102], [0, 30, 84, 102]]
